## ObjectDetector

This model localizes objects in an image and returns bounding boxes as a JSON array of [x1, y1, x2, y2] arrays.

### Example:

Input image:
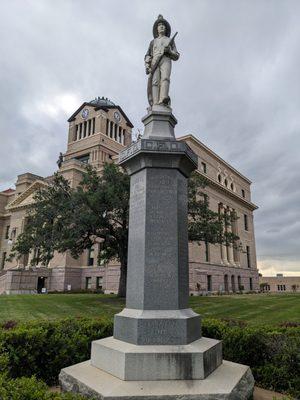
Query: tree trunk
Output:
[[117, 259, 127, 298]]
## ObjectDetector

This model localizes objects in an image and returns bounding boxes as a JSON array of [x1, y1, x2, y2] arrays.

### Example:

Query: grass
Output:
[[0, 293, 299, 326]]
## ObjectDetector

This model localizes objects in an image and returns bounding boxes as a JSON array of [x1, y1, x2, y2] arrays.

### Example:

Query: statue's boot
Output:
[[159, 79, 170, 105]]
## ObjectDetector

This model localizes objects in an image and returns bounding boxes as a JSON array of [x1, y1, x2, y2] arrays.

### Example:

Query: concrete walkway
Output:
[[254, 387, 290, 399]]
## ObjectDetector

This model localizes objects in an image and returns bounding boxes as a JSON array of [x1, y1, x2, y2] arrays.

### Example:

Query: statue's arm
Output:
[[168, 41, 180, 61], [144, 41, 153, 74]]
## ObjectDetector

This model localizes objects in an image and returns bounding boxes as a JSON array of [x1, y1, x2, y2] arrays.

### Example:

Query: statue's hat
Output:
[[153, 15, 171, 38]]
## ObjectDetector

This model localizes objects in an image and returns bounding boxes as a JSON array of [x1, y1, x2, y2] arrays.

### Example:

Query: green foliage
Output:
[[0, 374, 89, 399], [188, 171, 239, 246], [56, 163, 130, 297], [0, 317, 113, 385], [10, 163, 130, 297], [10, 174, 72, 266], [0, 316, 299, 397], [202, 319, 300, 398]]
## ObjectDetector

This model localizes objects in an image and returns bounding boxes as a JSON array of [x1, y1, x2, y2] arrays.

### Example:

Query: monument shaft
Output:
[[114, 136, 201, 345]]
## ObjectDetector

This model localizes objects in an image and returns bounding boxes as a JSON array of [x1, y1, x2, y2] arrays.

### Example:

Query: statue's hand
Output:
[[164, 46, 171, 55], [146, 66, 151, 75]]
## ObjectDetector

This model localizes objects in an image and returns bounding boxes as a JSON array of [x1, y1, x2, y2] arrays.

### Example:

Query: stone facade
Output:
[[259, 274, 300, 293], [0, 97, 259, 294]]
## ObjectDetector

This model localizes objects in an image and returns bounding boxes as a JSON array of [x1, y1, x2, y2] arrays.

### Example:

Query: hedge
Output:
[[0, 318, 113, 385], [0, 317, 299, 398], [0, 373, 90, 399], [202, 319, 300, 398]]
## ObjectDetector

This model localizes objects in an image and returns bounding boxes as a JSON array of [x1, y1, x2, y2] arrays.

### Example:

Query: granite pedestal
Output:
[[59, 109, 254, 400]]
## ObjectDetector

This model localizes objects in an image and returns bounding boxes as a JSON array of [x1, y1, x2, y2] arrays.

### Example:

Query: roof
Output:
[[178, 134, 252, 184], [1, 188, 15, 194], [68, 97, 134, 128], [5, 180, 47, 212]]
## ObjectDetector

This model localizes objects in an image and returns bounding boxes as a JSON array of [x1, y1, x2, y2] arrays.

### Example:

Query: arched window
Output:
[[230, 183, 234, 191], [238, 276, 242, 291], [224, 275, 229, 292], [218, 174, 221, 183], [224, 179, 228, 187], [231, 275, 236, 292]]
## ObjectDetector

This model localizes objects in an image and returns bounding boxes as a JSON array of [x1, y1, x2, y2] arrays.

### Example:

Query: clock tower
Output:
[[60, 97, 133, 181]]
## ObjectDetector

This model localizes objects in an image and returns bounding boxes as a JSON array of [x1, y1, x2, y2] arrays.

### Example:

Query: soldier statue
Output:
[[57, 152, 64, 169], [145, 15, 180, 108]]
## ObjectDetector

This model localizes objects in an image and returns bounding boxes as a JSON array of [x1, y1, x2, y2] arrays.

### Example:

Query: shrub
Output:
[[0, 317, 299, 397], [0, 373, 89, 399], [202, 320, 300, 398], [0, 317, 113, 385]]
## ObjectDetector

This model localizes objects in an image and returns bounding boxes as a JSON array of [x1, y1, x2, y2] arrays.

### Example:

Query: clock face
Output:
[[81, 108, 89, 119], [114, 111, 121, 123]]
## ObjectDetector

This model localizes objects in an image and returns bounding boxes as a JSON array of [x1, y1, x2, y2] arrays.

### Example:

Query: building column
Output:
[[219, 203, 228, 265], [95, 114, 101, 134], [93, 243, 100, 267], [226, 207, 235, 266]]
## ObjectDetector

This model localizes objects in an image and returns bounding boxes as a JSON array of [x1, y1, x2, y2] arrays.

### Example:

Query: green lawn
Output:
[[0, 293, 299, 326]]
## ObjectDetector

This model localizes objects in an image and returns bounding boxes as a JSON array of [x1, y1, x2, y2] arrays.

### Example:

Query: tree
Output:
[[11, 165, 239, 298], [188, 172, 239, 248], [56, 163, 130, 297], [9, 174, 72, 267]]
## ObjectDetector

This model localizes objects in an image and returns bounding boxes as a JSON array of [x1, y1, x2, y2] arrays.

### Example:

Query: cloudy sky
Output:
[[0, 0, 299, 276]]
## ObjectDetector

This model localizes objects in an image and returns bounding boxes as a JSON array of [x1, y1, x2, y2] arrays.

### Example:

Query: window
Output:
[[231, 275, 236, 292], [249, 277, 253, 291], [76, 154, 90, 164], [87, 247, 94, 267], [75, 125, 79, 141], [244, 214, 248, 231], [205, 241, 209, 262], [218, 174, 221, 183], [224, 178, 228, 187], [201, 162, 207, 174], [10, 228, 17, 240], [92, 118, 95, 134], [5, 226, 10, 239], [224, 275, 229, 292], [207, 275, 212, 291], [277, 284, 286, 291], [85, 277, 92, 290], [238, 276, 242, 290], [241, 189, 245, 198], [1, 252, 6, 270], [96, 276, 103, 290], [246, 246, 251, 268], [110, 121, 113, 137], [230, 183, 234, 191]]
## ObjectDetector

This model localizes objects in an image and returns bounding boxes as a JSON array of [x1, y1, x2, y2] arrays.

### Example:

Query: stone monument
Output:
[[59, 15, 254, 399]]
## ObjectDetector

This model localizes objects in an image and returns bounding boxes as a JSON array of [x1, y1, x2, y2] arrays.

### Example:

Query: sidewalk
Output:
[[254, 387, 290, 399]]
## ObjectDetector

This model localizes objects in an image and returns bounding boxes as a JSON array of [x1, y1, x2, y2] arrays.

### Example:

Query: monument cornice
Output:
[[119, 138, 197, 165]]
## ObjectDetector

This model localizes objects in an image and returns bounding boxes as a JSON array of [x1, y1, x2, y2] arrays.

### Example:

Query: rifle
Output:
[[147, 32, 178, 106]]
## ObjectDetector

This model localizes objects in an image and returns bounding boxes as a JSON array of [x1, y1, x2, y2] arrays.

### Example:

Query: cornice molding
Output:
[[5, 180, 47, 212]]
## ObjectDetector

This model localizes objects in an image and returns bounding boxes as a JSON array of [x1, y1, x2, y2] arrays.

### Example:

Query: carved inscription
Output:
[[119, 139, 197, 164]]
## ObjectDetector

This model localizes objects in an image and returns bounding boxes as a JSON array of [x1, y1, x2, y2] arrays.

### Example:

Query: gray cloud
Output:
[[0, 0, 300, 275]]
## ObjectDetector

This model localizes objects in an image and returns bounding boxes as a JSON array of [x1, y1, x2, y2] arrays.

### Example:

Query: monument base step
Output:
[[59, 359, 254, 400], [91, 336, 222, 380]]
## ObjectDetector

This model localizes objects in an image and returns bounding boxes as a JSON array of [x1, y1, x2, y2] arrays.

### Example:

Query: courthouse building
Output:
[[0, 97, 259, 294]]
